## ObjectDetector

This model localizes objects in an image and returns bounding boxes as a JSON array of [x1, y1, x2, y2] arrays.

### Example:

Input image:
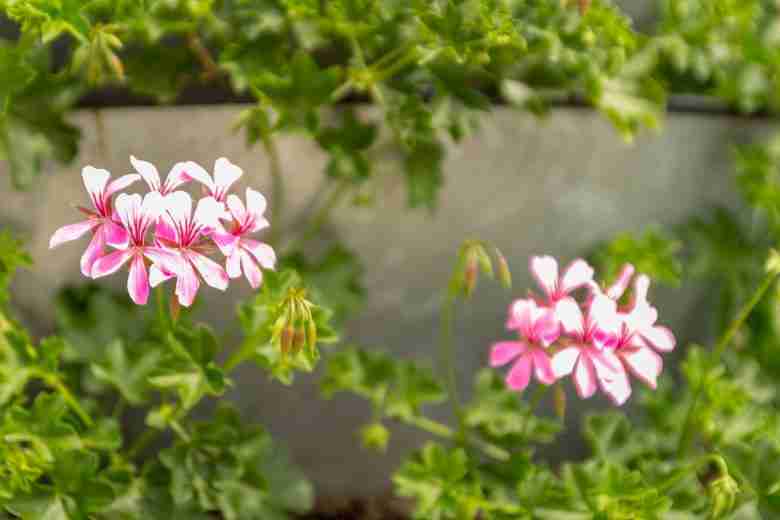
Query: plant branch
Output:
[[405, 415, 510, 462], [41, 374, 93, 427], [186, 32, 220, 81], [263, 136, 285, 246]]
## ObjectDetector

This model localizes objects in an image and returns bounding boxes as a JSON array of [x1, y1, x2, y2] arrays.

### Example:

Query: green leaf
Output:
[[91, 339, 164, 406], [0, 44, 36, 113], [0, 230, 32, 308]]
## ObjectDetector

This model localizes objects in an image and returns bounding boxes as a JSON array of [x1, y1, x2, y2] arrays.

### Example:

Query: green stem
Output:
[[127, 427, 158, 458], [439, 290, 463, 437], [405, 415, 510, 462], [224, 333, 260, 373], [42, 375, 93, 427], [677, 270, 778, 455], [156, 286, 168, 330], [263, 136, 284, 246], [282, 180, 351, 254]]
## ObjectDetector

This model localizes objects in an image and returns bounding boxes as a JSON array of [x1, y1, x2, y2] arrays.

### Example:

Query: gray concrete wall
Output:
[[0, 105, 769, 498]]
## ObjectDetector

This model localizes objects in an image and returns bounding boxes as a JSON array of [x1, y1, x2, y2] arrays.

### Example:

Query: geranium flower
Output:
[[191, 157, 243, 202], [49, 166, 140, 277], [131, 155, 210, 196], [530, 255, 594, 308], [490, 299, 560, 392], [212, 188, 276, 288], [149, 191, 229, 307], [551, 294, 623, 401], [91, 192, 180, 305]]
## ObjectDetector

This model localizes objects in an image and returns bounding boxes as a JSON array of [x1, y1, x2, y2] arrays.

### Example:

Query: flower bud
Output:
[[494, 248, 512, 289], [292, 326, 306, 353], [464, 257, 479, 298], [578, 0, 591, 14], [280, 325, 295, 356], [707, 473, 739, 519], [359, 422, 390, 452]]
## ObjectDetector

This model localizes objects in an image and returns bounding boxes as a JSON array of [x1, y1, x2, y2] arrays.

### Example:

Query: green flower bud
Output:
[[707, 473, 739, 519], [359, 422, 390, 452]]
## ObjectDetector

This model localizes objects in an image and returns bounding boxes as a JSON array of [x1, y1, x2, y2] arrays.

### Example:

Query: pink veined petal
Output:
[[560, 259, 595, 293], [505, 355, 532, 392], [91, 249, 134, 278], [80, 227, 106, 278], [589, 293, 620, 345], [170, 161, 212, 192], [103, 220, 130, 249], [240, 249, 263, 288], [105, 173, 141, 198], [127, 255, 150, 305], [640, 325, 676, 352], [554, 297, 585, 337], [621, 346, 662, 389], [213, 157, 243, 195], [241, 239, 276, 270], [530, 255, 559, 298], [606, 263, 635, 301], [534, 307, 561, 346], [590, 347, 623, 376], [154, 218, 178, 245], [489, 341, 525, 367], [130, 155, 161, 191], [143, 246, 183, 275], [508, 299, 535, 337], [245, 188, 269, 231], [600, 365, 632, 406], [225, 251, 242, 279], [551, 346, 580, 378], [573, 355, 597, 399], [114, 193, 142, 233], [49, 220, 100, 249], [163, 191, 193, 237], [226, 194, 247, 224], [212, 231, 240, 257], [186, 250, 229, 290], [193, 196, 225, 232], [531, 348, 556, 385], [175, 263, 200, 307], [149, 264, 175, 288], [82, 166, 110, 202]]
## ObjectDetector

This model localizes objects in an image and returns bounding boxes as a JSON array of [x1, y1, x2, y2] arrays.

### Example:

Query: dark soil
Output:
[[297, 497, 410, 520]]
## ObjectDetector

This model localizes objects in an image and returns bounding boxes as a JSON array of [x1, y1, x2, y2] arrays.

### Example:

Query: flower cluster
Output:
[[490, 256, 675, 405], [49, 157, 276, 306]]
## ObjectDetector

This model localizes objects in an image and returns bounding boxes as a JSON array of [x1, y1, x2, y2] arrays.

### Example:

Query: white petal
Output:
[[130, 155, 161, 191]]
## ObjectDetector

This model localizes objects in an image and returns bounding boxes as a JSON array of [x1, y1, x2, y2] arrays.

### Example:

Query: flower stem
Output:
[[224, 333, 260, 373], [263, 136, 284, 246], [677, 270, 778, 456], [439, 290, 463, 436], [42, 374, 93, 427], [406, 415, 510, 462]]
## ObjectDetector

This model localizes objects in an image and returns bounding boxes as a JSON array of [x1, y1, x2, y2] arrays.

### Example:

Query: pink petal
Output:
[[530, 255, 559, 298], [149, 264, 175, 288], [175, 263, 200, 307], [193, 196, 225, 232], [534, 307, 560, 346], [49, 220, 100, 249], [143, 246, 183, 275], [590, 347, 623, 376], [162, 191, 193, 236], [212, 231, 240, 257], [573, 356, 597, 399], [240, 250, 263, 288], [606, 264, 635, 301], [552, 346, 580, 378], [560, 259, 594, 293], [640, 325, 676, 352], [226, 194, 247, 224], [600, 365, 632, 406], [531, 348, 556, 385], [621, 346, 662, 389], [242, 239, 276, 270], [105, 173, 141, 198], [80, 227, 106, 278], [213, 157, 243, 194], [245, 188, 269, 231], [163, 161, 199, 192], [588, 293, 620, 346], [114, 193, 143, 233], [81, 166, 110, 202], [554, 297, 585, 337], [489, 341, 525, 367], [127, 255, 150, 305], [130, 155, 161, 191], [505, 356, 532, 392], [225, 251, 242, 279], [103, 220, 129, 249], [186, 250, 229, 290], [154, 219, 178, 244], [507, 299, 534, 335], [91, 249, 134, 278]]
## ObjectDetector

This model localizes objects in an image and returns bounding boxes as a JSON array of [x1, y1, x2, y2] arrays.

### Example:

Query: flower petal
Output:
[[143, 246, 183, 275], [530, 255, 559, 298], [80, 227, 106, 277], [489, 341, 525, 367], [226, 194, 247, 224], [212, 231, 240, 257], [531, 348, 556, 385], [600, 366, 632, 406], [573, 356, 597, 399], [505, 356, 532, 392], [534, 307, 561, 347], [127, 255, 150, 305], [242, 239, 276, 270], [149, 264, 175, 288], [213, 157, 243, 196], [640, 325, 676, 352], [130, 155, 161, 191], [82, 166, 110, 202], [49, 220, 99, 249], [114, 193, 142, 233], [103, 220, 129, 249], [161, 191, 192, 239], [560, 259, 594, 293], [92, 249, 134, 278], [105, 173, 141, 198], [175, 263, 200, 307], [507, 299, 534, 334], [552, 346, 580, 378], [187, 251, 229, 291], [240, 249, 263, 288], [226, 251, 242, 279], [621, 346, 662, 389], [165, 161, 208, 193], [606, 263, 635, 301], [193, 196, 225, 232], [554, 297, 585, 337]]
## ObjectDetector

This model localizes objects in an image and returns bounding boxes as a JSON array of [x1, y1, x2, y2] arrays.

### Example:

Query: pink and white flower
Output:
[[149, 191, 229, 307], [490, 299, 559, 392], [551, 294, 623, 401], [131, 155, 211, 196], [191, 157, 244, 203], [530, 255, 594, 308], [90, 192, 180, 305], [49, 166, 140, 277], [213, 188, 276, 289]]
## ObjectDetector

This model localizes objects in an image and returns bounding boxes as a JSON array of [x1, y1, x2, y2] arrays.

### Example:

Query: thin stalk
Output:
[[263, 136, 284, 246], [406, 415, 510, 462], [439, 290, 463, 437], [42, 375, 93, 427], [223, 334, 258, 373], [186, 32, 220, 80], [156, 286, 168, 331], [677, 270, 778, 455]]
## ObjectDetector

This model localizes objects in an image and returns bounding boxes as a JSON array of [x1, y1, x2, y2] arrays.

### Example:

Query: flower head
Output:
[[191, 157, 244, 202], [49, 166, 140, 277], [131, 155, 211, 196], [530, 255, 594, 307]]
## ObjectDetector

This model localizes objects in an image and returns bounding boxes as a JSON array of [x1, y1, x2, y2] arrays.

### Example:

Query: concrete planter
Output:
[[0, 104, 768, 498]]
